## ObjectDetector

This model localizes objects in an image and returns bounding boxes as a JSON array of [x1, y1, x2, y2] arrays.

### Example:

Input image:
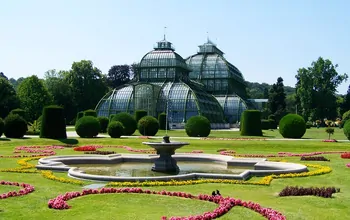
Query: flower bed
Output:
[[279, 186, 340, 198], [0, 145, 65, 158], [341, 153, 350, 159], [346, 163, 350, 168], [221, 150, 348, 158], [322, 139, 338, 142], [40, 171, 84, 185], [201, 138, 266, 141], [48, 188, 286, 220], [84, 151, 116, 155], [73, 146, 97, 151], [0, 180, 35, 199], [300, 156, 330, 161]]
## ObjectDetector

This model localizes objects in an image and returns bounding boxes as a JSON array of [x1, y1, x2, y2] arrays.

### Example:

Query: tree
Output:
[[0, 77, 20, 118], [64, 60, 108, 113], [340, 85, 350, 116], [44, 69, 76, 123], [295, 57, 348, 121], [268, 77, 286, 121], [0, 72, 8, 80], [106, 65, 131, 88], [9, 77, 25, 90], [17, 75, 53, 121]]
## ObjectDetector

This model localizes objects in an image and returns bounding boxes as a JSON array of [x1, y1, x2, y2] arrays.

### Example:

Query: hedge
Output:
[[111, 113, 137, 136], [240, 110, 262, 136], [185, 116, 211, 137], [75, 116, 100, 138], [84, 109, 97, 117], [40, 105, 67, 139]]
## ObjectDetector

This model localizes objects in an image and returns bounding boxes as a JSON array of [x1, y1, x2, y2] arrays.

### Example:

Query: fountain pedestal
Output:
[[142, 136, 189, 174]]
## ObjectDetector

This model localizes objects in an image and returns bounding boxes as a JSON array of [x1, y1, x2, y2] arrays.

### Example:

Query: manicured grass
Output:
[[0, 137, 350, 219]]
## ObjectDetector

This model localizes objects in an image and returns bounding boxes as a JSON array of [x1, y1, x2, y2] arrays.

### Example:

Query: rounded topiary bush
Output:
[[240, 110, 262, 136], [40, 105, 67, 139], [10, 108, 26, 119], [109, 114, 116, 122], [84, 109, 97, 117], [107, 121, 124, 138], [343, 120, 350, 141], [135, 110, 147, 123], [279, 114, 306, 139], [185, 116, 211, 137], [4, 114, 28, 138], [75, 116, 100, 138], [76, 111, 84, 122], [158, 113, 167, 130], [0, 118, 4, 137], [111, 112, 137, 136], [138, 116, 159, 136], [98, 116, 109, 133]]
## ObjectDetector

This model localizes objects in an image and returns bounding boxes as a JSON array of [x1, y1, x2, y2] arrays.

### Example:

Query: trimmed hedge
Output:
[[135, 110, 147, 123], [261, 119, 270, 130], [0, 118, 4, 137], [138, 116, 159, 136], [4, 114, 27, 138], [84, 109, 97, 117], [75, 116, 100, 138], [185, 116, 211, 137], [343, 119, 350, 141], [158, 113, 167, 130], [240, 110, 262, 136], [40, 105, 67, 139], [109, 114, 116, 121], [98, 116, 109, 133], [108, 121, 124, 138], [111, 112, 137, 136], [10, 108, 26, 119], [279, 114, 306, 139]]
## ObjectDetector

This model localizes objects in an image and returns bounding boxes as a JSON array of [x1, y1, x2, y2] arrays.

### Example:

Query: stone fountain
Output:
[[142, 136, 189, 173]]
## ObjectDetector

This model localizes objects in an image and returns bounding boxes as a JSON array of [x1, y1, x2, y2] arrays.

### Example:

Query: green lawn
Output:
[[0, 136, 350, 219]]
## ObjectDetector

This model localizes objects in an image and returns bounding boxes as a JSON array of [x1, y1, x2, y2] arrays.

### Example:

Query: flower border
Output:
[[0, 180, 35, 199]]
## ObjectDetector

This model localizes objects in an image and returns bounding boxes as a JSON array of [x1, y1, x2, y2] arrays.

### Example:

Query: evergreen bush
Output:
[[10, 108, 26, 118], [109, 114, 116, 121], [343, 120, 350, 141], [40, 105, 67, 139], [75, 116, 100, 138], [98, 116, 109, 133], [158, 113, 168, 130], [0, 118, 4, 137], [4, 114, 27, 138], [240, 110, 262, 136], [185, 116, 211, 137], [135, 110, 147, 123], [138, 116, 159, 136], [107, 121, 124, 138], [84, 109, 97, 117], [76, 111, 84, 121], [111, 112, 137, 136], [279, 114, 306, 139], [342, 110, 350, 122]]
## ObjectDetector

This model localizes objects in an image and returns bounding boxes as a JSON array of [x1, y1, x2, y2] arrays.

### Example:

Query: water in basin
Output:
[[75, 162, 252, 177]]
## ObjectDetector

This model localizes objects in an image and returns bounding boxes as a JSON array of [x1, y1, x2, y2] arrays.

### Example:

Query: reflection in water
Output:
[[75, 162, 252, 177]]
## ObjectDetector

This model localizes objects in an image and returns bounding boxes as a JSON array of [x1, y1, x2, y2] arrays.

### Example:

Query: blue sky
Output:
[[1, 0, 349, 93]]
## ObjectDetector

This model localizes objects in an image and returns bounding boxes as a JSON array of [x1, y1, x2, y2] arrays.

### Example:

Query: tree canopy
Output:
[[268, 77, 287, 121], [106, 65, 132, 88], [0, 77, 20, 118]]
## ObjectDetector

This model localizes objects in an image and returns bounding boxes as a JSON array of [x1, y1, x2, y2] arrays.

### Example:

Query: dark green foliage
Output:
[[98, 116, 109, 133], [325, 127, 335, 140], [107, 121, 124, 138], [111, 112, 137, 136], [138, 116, 159, 136], [0, 118, 4, 137], [342, 110, 350, 122], [268, 77, 287, 122], [76, 111, 84, 121], [4, 114, 28, 138], [40, 105, 67, 139], [185, 116, 211, 137], [10, 108, 26, 119], [84, 109, 97, 117], [75, 116, 100, 138], [343, 120, 350, 140], [135, 110, 147, 123], [340, 85, 350, 116], [279, 114, 306, 139], [37, 115, 43, 124], [0, 77, 20, 119], [269, 119, 277, 129], [261, 119, 270, 130], [240, 110, 262, 136], [109, 114, 116, 121], [158, 113, 168, 130], [268, 114, 276, 121], [306, 121, 313, 129]]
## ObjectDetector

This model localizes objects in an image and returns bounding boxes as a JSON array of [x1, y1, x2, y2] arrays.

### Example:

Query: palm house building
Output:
[[95, 38, 253, 128]]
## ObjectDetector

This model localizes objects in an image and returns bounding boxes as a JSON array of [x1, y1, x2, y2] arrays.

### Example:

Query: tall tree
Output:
[[107, 65, 131, 88], [17, 75, 53, 121], [0, 77, 20, 118], [9, 77, 25, 90], [295, 57, 348, 120], [340, 85, 350, 116], [0, 72, 8, 80], [64, 60, 108, 112], [44, 69, 76, 122], [268, 77, 287, 121]]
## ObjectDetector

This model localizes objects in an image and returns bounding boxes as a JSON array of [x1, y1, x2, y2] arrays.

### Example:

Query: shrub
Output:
[[0, 118, 4, 137], [261, 119, 270, 130], [109, 114, 116, 121], [279, 186, 339, 198], [325, 127, 335, 140], [84, 109, 97, 117], [10, 108, 26, 119], [3, 114, 27, 138], [75, 116, 100, 138], [158, 113, 168, 130], [185, 116, 211, 137], [111, 112, 137, 136], [269, 119, 277, 129], [343, 120, 350, 141], [268, 114, 276, 121], [240, 110, 262, 136], [342, 110, 350, 122], [27, 120, 41, 135], [138, 116, 159, 136], [40, 105, 67, 139], [306, 121, 313, 129], [98, 116, 109, 133], [107, 121, 124, 138], [37, 115, 43, 124], [135, 110, 147, 123], [300, 156, 330, 161], [76, 111, 84, 121], [279, 114, 306, 139]]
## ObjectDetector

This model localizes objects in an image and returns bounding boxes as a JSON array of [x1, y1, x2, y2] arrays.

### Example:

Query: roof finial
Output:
[[207, 31, 209, 43], [164, 26, 167, 40]]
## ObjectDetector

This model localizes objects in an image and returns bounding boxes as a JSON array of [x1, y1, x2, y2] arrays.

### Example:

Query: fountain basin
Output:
[[36, 153, 308, 182]]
